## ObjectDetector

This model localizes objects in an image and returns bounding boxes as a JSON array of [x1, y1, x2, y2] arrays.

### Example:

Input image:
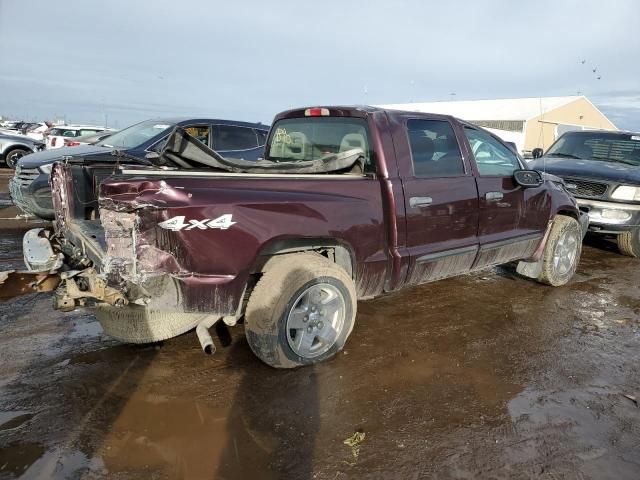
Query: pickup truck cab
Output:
[[15, 106, 586, 368], [530, 130, 640, 257]]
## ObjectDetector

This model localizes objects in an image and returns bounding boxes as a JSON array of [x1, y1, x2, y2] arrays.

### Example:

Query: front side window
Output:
[[184, 125, 211, 146], [407, 119, 464, 177], [464, 126, 520, 176], [214, 125, 258, 151], [266, 117, 373, 171]]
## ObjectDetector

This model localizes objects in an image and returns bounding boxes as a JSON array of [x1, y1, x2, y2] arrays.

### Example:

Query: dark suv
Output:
[[10, 117, 269, 219], [530, 130, 640, 257]]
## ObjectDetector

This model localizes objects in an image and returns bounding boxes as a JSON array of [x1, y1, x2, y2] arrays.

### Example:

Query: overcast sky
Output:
[[1, 0, 639, 130]]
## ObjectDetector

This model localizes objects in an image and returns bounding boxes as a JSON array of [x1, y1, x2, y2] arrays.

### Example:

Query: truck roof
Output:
[[273, 105, 461, 124]]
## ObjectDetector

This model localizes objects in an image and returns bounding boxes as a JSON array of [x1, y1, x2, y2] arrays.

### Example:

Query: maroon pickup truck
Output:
[[13, 106, 587, 368]]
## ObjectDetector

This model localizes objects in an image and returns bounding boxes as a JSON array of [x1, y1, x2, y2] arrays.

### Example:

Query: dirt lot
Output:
[[0, 171, 638, 479]]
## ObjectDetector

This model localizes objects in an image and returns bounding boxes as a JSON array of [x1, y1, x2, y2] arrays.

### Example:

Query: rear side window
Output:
[[267, 117, 373, 172], [79, 129, 101, 136], [407, 119, 464, 177], [50, 128, 78, 137], [214, 125, 258, 151]]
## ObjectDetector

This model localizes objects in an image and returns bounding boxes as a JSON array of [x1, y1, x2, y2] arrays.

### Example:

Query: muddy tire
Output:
[[537, 215, 582, 286], [244, 253, 357, 369], [4, 148, 29, 169], [94, 305, 215, 344], [617, 229, 640, 258]]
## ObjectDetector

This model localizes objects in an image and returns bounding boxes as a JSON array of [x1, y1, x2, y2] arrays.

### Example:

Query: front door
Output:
[[402, 118, 480, 285], [462, 126, 543, 269]]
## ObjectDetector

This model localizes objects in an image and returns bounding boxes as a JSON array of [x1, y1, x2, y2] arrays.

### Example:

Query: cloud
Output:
[[1, 0, 639, 130]]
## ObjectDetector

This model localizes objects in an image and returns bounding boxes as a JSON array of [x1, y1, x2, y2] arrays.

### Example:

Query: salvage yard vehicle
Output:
[[10, 117, 270, 220], [45, 125, 112, 149], [531, 130, 640, 257], [6, 106, 587, 368], [62, 130, 119, 147], [0, 132, 45, 168]]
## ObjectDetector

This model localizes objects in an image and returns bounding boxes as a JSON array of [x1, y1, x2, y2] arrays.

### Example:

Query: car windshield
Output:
[[546, 132, 640, 166], [98, 120, 174, 149], [266, 117, 373, 170]]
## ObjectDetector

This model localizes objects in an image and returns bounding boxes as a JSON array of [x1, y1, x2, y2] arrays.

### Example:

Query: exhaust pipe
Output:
[[196, 316, 221, 354]]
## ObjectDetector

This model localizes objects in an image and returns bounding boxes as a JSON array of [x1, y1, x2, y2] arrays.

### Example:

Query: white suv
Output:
[[46, 125, 109, 149]]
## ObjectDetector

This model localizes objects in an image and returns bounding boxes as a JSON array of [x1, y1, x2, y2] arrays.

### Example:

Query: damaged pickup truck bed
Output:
[[9, 106, 588, 368]]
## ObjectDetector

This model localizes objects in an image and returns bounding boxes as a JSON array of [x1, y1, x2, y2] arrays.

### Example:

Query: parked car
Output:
[[45, 125, 111, 149], [15, 106, 586, 368], [0, 133, 45, 168], [0, 120, 21, 130], [10, 117, 269, 219], [62, 130, 119, 147], [24, 122, 53, 141], [530, 130, 640, 257]]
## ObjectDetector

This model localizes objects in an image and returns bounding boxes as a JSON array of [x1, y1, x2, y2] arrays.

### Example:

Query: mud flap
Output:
[[579, 211, 589, 239]]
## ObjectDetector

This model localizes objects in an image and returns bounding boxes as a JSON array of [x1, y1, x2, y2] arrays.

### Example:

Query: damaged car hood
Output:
[[18, 144, 115, 168]]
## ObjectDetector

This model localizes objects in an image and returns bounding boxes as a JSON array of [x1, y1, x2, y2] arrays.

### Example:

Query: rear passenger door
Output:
[[463, 126, 544, 268], [401, 118, 480, 285]]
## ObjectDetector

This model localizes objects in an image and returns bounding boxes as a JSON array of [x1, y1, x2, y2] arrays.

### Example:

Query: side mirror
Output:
[[532, 148, 544, 159], [145, 151, 160, 159], [514, 169, 543, 188]]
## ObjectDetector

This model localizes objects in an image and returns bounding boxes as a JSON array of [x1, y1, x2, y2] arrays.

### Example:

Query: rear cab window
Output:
[[266, 116, 375, 173]]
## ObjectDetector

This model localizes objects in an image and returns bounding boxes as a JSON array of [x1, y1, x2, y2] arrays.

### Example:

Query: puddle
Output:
[[0, 442, 45, 477], [0, 411, 33, 431], [96, 392, 278, 479]]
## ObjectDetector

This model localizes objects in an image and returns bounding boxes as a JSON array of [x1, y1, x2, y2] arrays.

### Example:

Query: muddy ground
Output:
[[0, 170, 638, 479]]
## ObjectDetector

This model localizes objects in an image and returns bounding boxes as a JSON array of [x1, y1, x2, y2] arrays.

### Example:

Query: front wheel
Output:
[[617, 229, 640, 258], [244, 253, 357, 368], [4, 148, 29, 169], [537, 215, 582, 286]]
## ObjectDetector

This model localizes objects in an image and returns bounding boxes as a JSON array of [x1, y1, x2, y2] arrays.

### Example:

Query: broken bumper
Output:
[[6, 228, 128, 310]]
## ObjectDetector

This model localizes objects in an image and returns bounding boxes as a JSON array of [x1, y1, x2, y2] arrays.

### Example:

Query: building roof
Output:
[[378, 96, 585, 121]]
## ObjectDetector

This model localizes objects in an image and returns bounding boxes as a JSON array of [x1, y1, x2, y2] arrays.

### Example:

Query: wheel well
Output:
[[5, 146, 31, 154], [3, 146, 31, 163], [253, 240, 355, 278]]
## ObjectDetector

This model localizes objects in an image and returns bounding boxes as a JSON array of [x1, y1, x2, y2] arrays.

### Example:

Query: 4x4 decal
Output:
[[158, 214, 236, 231]]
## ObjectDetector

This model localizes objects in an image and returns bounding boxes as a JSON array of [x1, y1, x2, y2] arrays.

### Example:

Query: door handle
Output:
[[410, 196, 433, 208], [485, 191, 504, 202]]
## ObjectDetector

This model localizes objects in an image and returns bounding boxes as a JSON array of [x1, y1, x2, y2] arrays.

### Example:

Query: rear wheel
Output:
[[537, 215, 582, 286], [4, 148, 29, 169], [617, 229, 640, 258], [244, 253, 357, 368]]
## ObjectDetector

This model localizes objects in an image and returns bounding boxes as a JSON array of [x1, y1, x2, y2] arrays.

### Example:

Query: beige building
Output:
[[380, 96, 617, 156]]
